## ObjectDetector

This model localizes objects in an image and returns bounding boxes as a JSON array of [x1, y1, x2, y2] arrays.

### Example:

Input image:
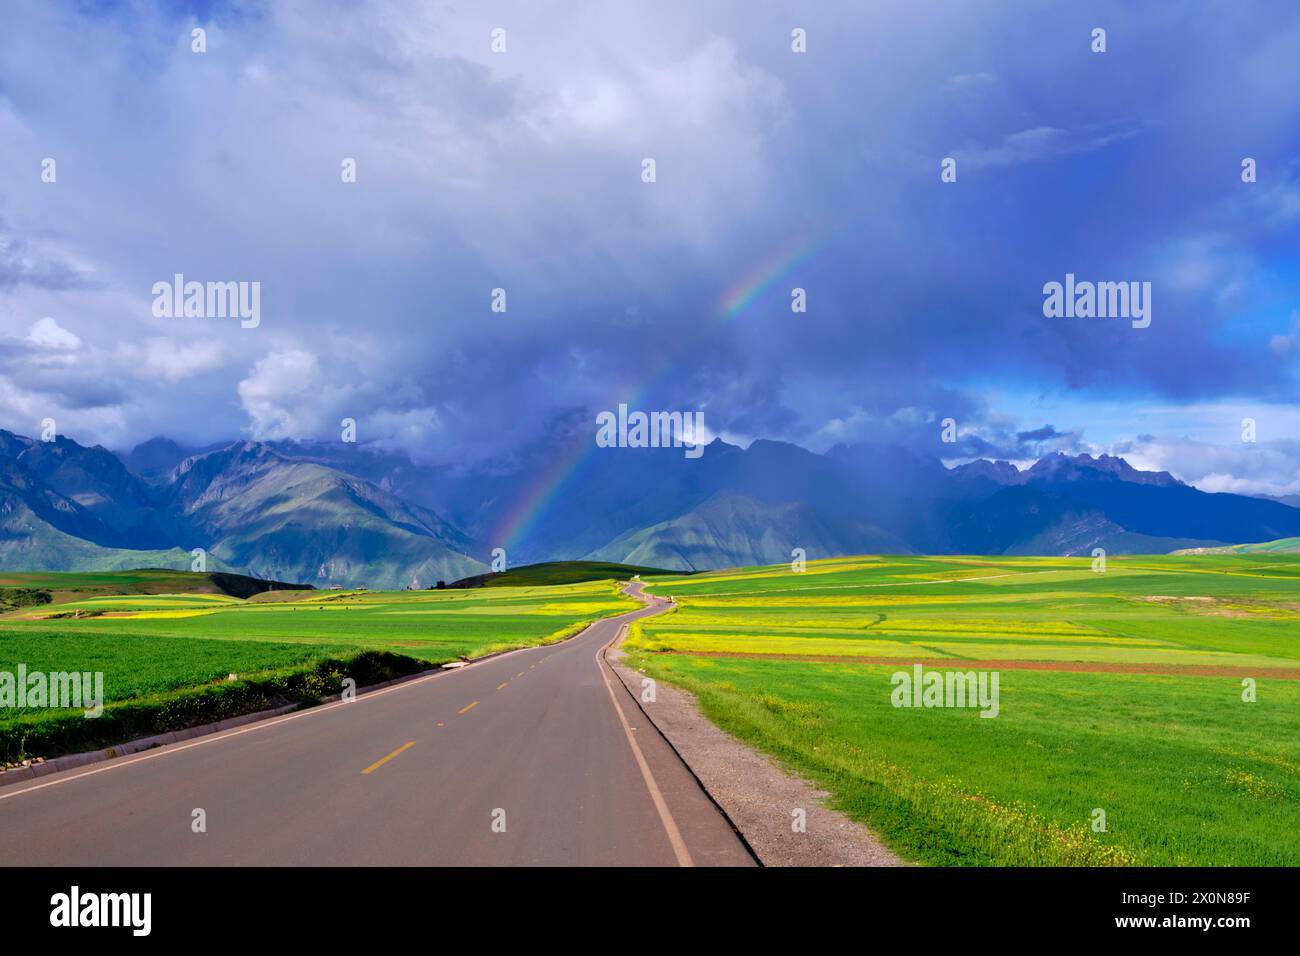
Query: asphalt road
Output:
[[0, 584, 755, 866]]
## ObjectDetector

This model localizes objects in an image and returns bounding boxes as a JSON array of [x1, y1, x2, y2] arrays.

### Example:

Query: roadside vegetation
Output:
[[0, 571, 637, 763], [627, 554, 1300, 866]]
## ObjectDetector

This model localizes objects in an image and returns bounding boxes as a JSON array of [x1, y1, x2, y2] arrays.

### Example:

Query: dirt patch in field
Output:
[[1141, 594, 1297, 619], [646, 650, 1300, 680], [245, 589, 322, 604]]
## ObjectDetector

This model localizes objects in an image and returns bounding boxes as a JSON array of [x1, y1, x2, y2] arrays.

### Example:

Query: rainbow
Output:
[[490, 227, 834, 553], [716, 229, 831, 321], [491, 431, 594, 555]]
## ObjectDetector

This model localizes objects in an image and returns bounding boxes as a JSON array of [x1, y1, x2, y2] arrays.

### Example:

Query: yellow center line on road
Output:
[[361, 740, 415, 775], [0, 625, 584, 804], [516, 672, 525, 678], [458, 700, 479, 715], [496, 682, 508, 690]]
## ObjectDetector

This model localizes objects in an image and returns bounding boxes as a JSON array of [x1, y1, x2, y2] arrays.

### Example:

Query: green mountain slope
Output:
[[170, 442, 485, 588], [585, 493, 910, 571], [0, 498, 193, 573]]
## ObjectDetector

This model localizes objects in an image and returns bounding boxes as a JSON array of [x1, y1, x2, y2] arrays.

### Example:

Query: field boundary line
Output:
[[639, 650, 1300, 679], [669, 568, 1075, 598], [661, 557, 1300, 600]]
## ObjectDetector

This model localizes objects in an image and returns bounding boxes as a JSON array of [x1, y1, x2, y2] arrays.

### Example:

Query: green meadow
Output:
[[0, 578, 636, 760], [629, 554, 1300, 866], [5, 554, 1298, 866]]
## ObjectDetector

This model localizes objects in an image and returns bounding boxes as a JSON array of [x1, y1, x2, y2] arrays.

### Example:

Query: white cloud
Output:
[[27, 316, 80, 350], [956, 123, 1144, 170], [238, 350, 329, 440], [1268, 310, 1300, 356], [135, 338, 227, 383], [943, 72, 999, 94], [1117, 433, 1300, 497]]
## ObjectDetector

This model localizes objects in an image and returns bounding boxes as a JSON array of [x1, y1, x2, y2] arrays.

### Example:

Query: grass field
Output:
[[0, 569, 227, 590], [0, 575, 637, 761], [0, 568, 309, 606], [629, 554, 1300, 866], [7, 554, 1297, 866]]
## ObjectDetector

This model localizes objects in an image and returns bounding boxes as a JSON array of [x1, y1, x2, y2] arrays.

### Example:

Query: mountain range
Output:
[[3, 426, 1300, 586]]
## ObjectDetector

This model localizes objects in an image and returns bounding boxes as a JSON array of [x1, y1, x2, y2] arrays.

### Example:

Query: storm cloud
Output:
[[1, 0, 1297, 492]]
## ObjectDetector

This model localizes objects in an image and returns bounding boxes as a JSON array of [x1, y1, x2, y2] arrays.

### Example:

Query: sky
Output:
[[1, 0, 1299, 495]]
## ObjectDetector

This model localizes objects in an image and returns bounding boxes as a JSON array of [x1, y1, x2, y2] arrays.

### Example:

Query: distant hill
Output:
[[1175, 537, 1300, 555], [0, 568, 312, 606], [586, 493, 909, 571], [1255, 494, 1300, 509], [447, 560, 678, 589]]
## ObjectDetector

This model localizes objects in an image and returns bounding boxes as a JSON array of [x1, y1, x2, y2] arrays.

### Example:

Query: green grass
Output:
[[629, 554, 1300, 866], [0, 568, 220, 593], [0, 576, 637, 761], [0, 568, 308, 604]]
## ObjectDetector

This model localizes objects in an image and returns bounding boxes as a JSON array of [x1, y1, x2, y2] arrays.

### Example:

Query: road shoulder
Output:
[[606, 633, 902, 867]]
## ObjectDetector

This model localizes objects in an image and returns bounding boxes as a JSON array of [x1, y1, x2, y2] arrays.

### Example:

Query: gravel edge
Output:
[[608, 638, 903, 867]]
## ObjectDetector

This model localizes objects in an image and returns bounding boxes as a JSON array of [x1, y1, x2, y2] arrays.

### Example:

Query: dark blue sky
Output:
[[2, 0, 1298, 495]]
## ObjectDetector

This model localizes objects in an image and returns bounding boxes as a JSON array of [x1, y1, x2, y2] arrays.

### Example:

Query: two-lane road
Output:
[[0, 584, 755, 866]]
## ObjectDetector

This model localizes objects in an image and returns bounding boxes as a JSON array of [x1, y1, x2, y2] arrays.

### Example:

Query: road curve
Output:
[[0, 583, 755, 866]]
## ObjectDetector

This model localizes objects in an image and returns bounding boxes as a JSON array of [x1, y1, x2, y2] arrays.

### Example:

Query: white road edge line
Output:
[[596, 598, 695, 868]]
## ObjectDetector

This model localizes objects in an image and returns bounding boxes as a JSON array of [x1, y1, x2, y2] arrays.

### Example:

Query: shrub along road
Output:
[[0, 584, 754, 866]]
